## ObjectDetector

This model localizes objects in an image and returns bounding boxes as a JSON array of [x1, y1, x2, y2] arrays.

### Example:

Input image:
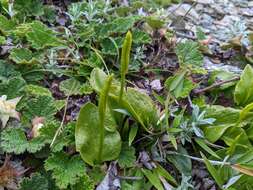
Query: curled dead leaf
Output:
[[0, 95, 21, 128], [31, 116, 45, 138], [0, 156, 27, 189], [231, 164, 253, 177]]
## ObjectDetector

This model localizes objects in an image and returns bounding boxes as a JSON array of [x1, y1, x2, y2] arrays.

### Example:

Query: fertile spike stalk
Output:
[[119, 31, 132, 102], [98, 74, 113, 162]]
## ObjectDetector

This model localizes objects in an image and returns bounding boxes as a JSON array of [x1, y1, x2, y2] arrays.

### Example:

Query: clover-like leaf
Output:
[[26, 21, 62, 49]]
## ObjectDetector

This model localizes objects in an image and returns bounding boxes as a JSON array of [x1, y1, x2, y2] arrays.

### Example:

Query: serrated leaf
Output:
[[59, 78, 92, 96], [118, 143, 136, 168], [20, 173, 48, 190], [132, 29, 152, 44], [95, 16, 138, 38], [0, 128, 28, 154], [25, 84, 52, 97], [14, 0, 44, 16], [0, 35, 6, 45], [146, 16, 165, 29], [22, 96, 57, 121], [26, 21, 62, 49], [234, 65, 253, 106], [0, 14, 16, 35], [0, 77, 26, 98], [45, 152, 86, 189], [0, 124, 58, 154], [9, 48, 42, 65], [176, 41, 203, 66], [70, 175, 95, 190], [0, 60, 21, 80]]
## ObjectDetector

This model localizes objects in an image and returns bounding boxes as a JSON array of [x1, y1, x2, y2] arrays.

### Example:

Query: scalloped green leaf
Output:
[[45, 152, 86, 189], [14, 0, 44, 17], [25, 84, 52, 97], [176, 41, 203, 66], [26, 21, 62, 49], [0, 127, 49, 154], [22, 95, 57, 121], [59, 78, 92, 96], [0, 77, 26, 98], [20, 173, 48, 190], [9, 48, 42, 64], [0, 14, 16, 35]]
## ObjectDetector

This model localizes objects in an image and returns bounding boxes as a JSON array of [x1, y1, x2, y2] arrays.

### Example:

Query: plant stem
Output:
[[119, 31, 132, 102], [50, 95, 69, 148], [194, 76, 240, 94], [167, 151, 231, 166], [98, 75, 113, 162]]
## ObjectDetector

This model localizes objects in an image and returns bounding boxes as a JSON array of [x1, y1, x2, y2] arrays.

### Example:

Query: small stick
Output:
[[194, 76, 240, 94]]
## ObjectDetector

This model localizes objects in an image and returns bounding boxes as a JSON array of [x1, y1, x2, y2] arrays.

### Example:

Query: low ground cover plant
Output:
[[0, 0, 253, 189]]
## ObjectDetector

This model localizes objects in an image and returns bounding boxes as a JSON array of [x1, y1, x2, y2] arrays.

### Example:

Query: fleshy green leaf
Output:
[[201, 152, 224, 188], [234, 65, 253, 106], [142, 169, 164, 190], [90, 68, 159, 129], [195, 138, 221, 159], [75, 103, 121, 166], [165, 72, 196, 98], [45, 152, 86, 189]]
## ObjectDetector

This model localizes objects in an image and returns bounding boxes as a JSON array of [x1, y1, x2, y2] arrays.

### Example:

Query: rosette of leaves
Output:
[[89, 32, 159, 131]]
